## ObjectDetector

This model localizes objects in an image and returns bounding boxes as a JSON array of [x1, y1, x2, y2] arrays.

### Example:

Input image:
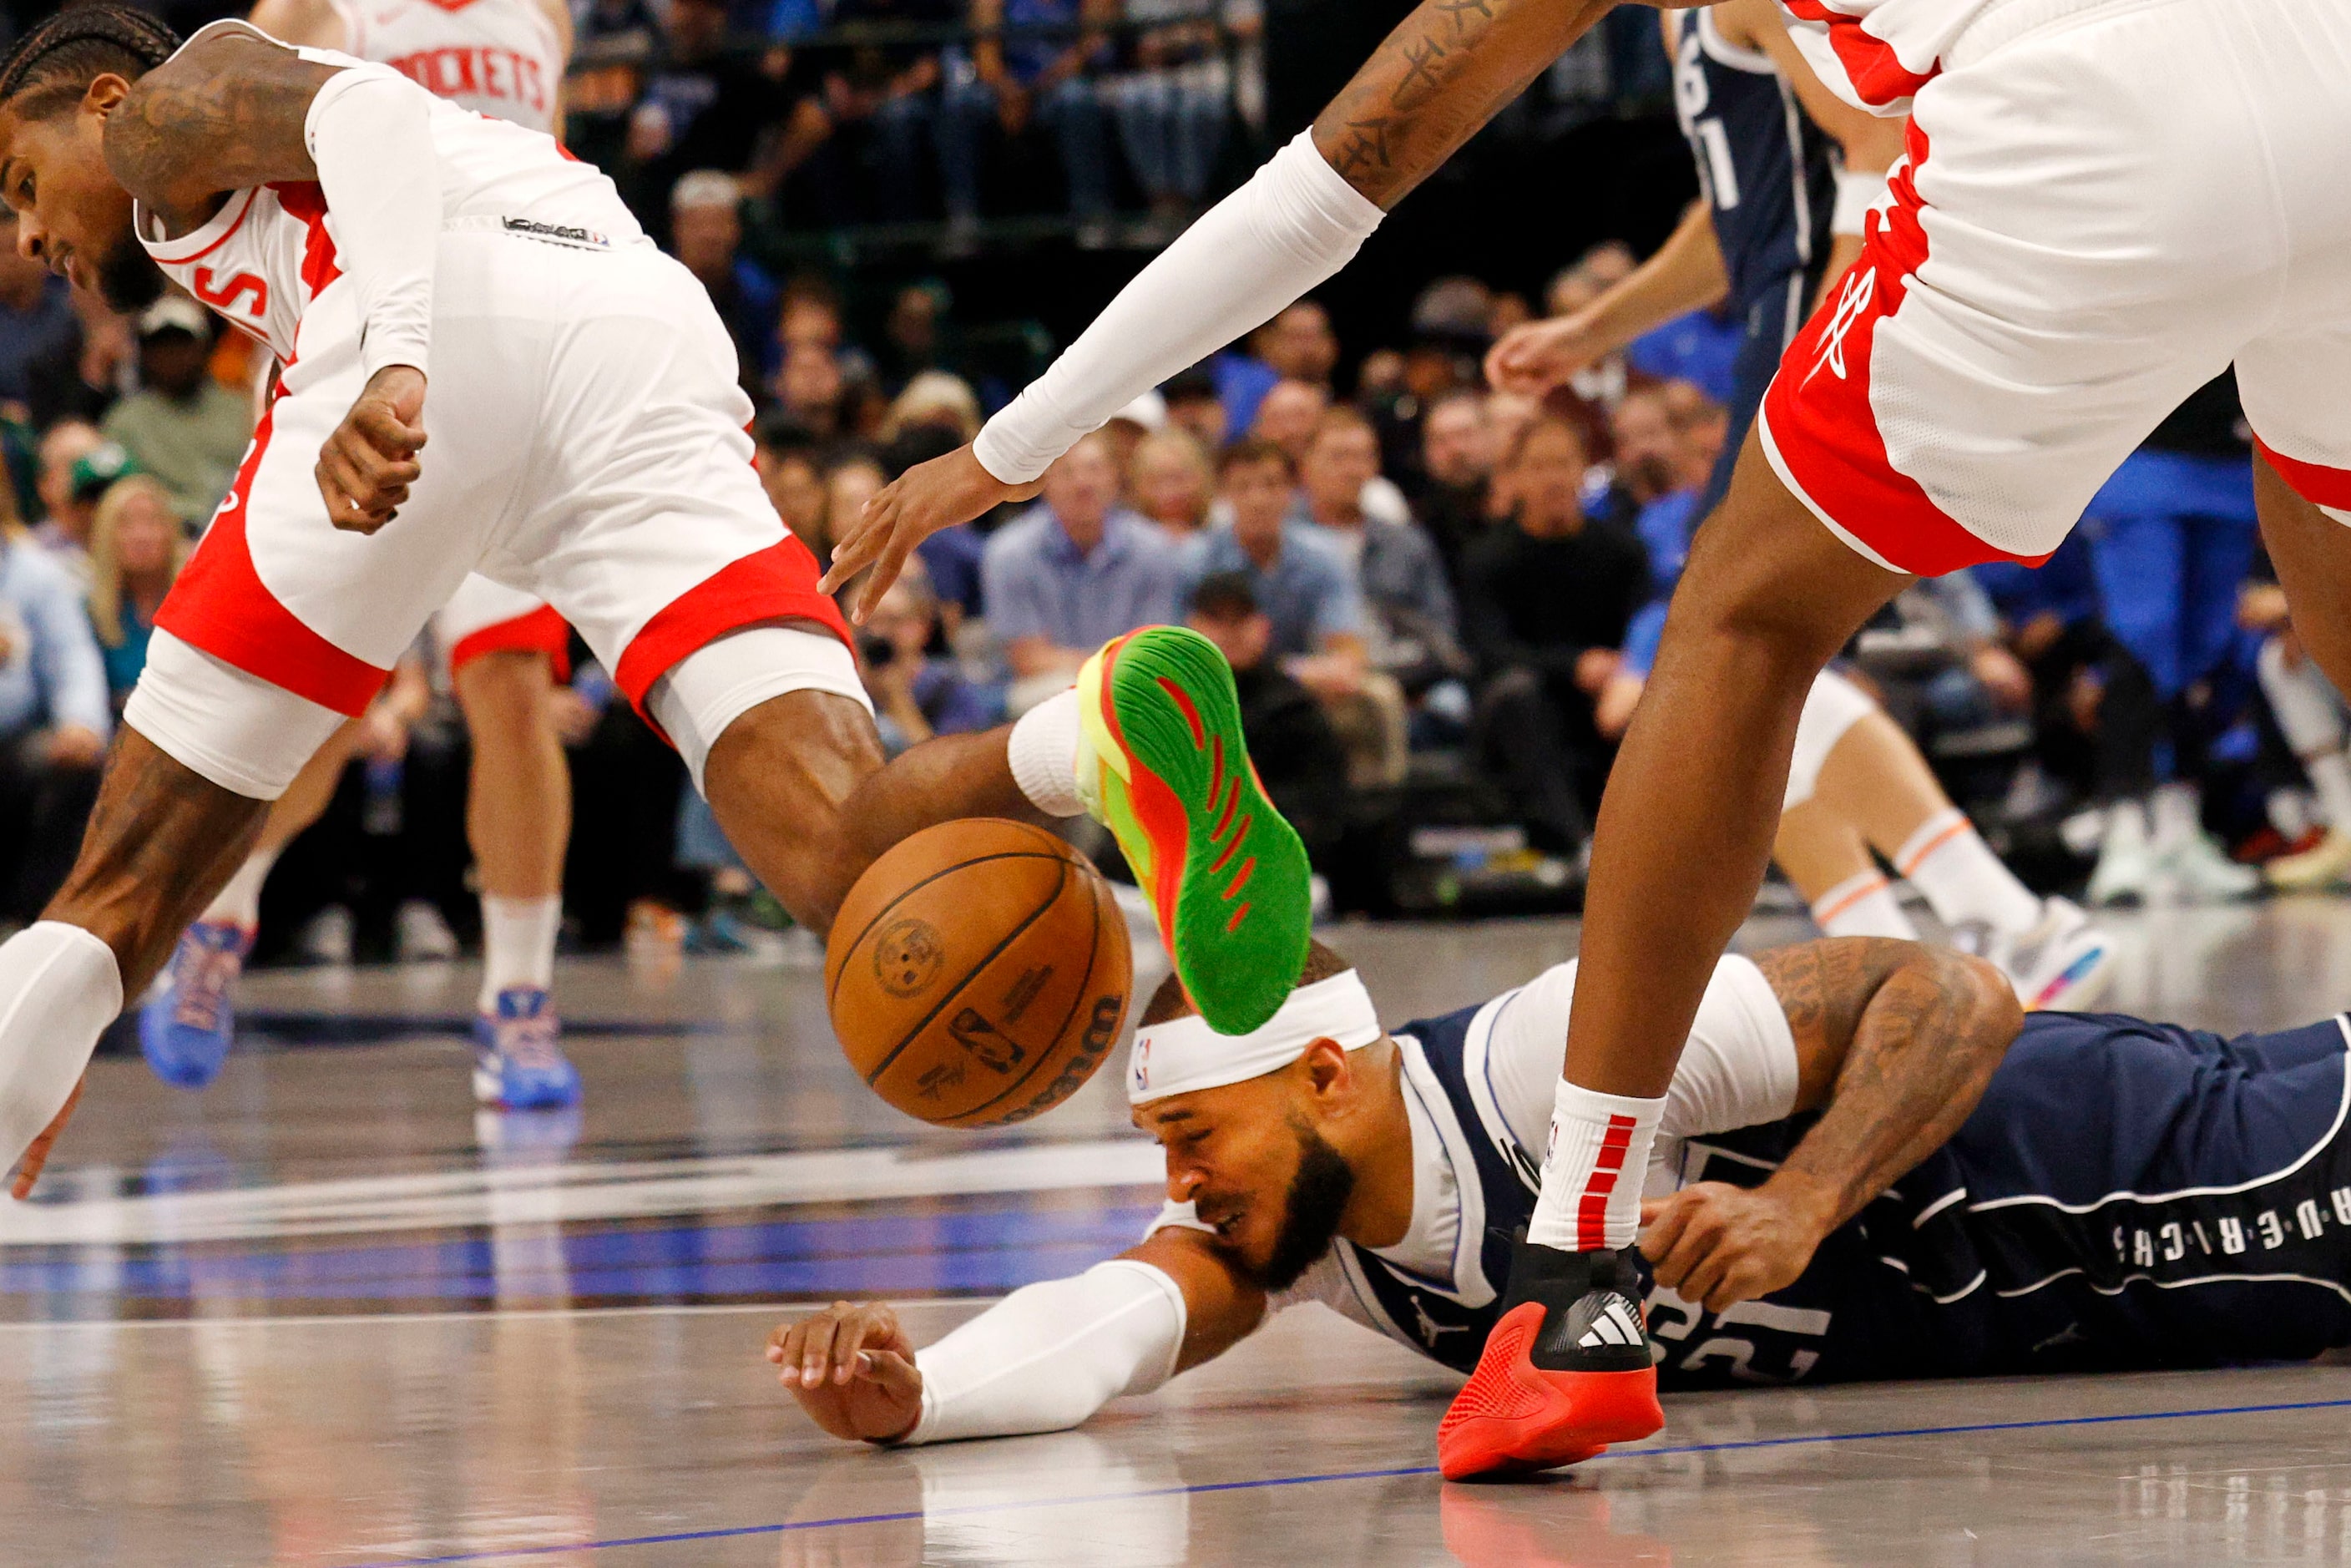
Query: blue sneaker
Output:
[[139, 920, 254, 1090], [471, 987, 580, 1110]]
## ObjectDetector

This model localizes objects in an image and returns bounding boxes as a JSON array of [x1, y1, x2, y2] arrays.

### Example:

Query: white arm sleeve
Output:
[[1481, 956, 1801, 1144], [972, 132, 1384, 483], [303, 69, 440, 380], [899, 1259, 1188, 1445]]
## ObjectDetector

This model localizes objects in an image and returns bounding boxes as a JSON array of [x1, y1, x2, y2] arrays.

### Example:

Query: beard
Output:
[[1224, 1116, 1357, 1293], [97, 231, 167, 314]]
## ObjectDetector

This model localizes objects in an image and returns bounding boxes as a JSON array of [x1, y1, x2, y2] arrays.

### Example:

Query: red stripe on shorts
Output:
[[1575, 1114, 1639, 1252], [450, 605, 573, 683], [2254, 438, 2351, 511], [1761, 124, 2054, 576], [154, 409, 395, 716], [1780, 2, 1937, 108], [611, 537, 852, 725]]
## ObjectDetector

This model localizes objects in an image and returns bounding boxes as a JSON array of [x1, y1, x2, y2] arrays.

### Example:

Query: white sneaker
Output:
[[1969, 898, 2117, 1012], [2157, 832, 2262, 903], [297, 905, 355, 964], [2086, 825, 2156, 908], [2267, 827, 2351, 892], [397, 898, 460, 962]]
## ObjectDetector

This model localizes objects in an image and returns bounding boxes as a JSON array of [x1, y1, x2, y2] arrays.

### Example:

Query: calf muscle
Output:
[[42, 728, 269, 994]]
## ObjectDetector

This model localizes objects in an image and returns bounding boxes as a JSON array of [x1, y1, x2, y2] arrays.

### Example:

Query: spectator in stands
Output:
[[859, 560, 1002, 753], [622, 0, 796, 235], [878, 283, 958, 391], [1128, 427, 1216, 534], [1212, 300, 1337, 438], [776, 341, 852, 442], [948, 0, 1119, 248], [32, 421, 102, 557], [0, 506, 110, 926], [98, 297, 251, 527], [83, 474, 185, 708], [877, 422, 989, 635], [2079, 372, 2264, 902], [753, 414, 829, 559], [670, 171, 778, 394], [798, 0, 958, 225], [1413, 388, 1497, 576], [37, 431, 135, 577], [1248, 377, 1328, 463], [824, 452, 890, 567], [882, 370, 984, 444], [981, 431, 1186, 711], [1460, 413, 1649, 856], [0, 212, 76, 427], [1161, 366, 1228, 452], [1185, 571, 1348, 865], [1112, 0, 1231, 230]]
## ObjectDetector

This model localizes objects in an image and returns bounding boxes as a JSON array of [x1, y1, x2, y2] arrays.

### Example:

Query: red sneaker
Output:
[[1437, 1241, 1663, 1481]]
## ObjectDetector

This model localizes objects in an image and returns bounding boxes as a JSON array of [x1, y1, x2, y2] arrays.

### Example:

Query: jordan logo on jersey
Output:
[[191, 267, 268, 319]]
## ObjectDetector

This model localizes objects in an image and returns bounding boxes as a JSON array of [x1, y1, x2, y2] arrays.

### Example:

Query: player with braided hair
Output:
[[0, 5, 1314, 1194]]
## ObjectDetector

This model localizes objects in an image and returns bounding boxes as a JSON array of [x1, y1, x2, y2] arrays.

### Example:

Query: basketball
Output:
[[825, 819, 1133, 1127]]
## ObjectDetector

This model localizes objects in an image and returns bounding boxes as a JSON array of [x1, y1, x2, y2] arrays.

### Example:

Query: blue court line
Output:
[[341, 1394, 2351, 1567]]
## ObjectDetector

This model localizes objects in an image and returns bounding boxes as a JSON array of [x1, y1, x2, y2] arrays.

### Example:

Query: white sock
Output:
[[0, 923, 123, 1176], [1892, 807, 2042, 935], [2151, 782, 2202, 850], [1008, 687, 1085, 818], [2307, 753, 2351, 833], [200, 843, 282, 930], [1809, 870, 1919, 938], [1525, 1079, 1666, 1252], [478, 894, 561, 1010]]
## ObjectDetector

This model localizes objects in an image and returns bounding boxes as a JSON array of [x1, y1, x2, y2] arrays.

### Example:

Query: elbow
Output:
[[1944, 948, 2025, 1072]]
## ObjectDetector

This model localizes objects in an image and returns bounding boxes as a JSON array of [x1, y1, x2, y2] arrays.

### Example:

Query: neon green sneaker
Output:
[[1075, 625, 1312, 1035]]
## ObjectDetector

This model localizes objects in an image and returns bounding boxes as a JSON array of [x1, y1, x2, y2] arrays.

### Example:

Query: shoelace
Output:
[[169, 942, 242, 1033]]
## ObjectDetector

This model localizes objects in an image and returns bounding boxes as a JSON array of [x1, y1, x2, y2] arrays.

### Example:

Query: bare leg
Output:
[[453, 651, 569, 900], [1565, 436, 1910, 1096], [1773, 800, 1878, 903], [700, 690, 1043, 935], [1809, 710, 1962, 859], [253, 717, 362, 856], [2258, 455, 2351, 701]]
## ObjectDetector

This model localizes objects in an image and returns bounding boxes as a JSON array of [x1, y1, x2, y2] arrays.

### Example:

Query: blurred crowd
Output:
[[0, 1, 2338, 964]]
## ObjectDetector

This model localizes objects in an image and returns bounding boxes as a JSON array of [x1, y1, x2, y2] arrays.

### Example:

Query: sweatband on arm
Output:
[[305, 70, 441, 380], [1832, 167, 1889, 238], [0, 923, 123, 1178], [973, 132, 1385, 483], [899, 1259, 1187, 1445]]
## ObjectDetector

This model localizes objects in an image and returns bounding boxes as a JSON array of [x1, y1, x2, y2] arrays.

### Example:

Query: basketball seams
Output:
[[862, 855, 1073, 1088], [942, 852, 1109, 1125], [824, 835, 1074, 1007]]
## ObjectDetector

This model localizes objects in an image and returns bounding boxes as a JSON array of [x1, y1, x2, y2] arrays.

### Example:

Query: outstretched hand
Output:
[[10, 1075, 85, 1201], [767, 1300, 925, 1443], [820, 445, 1040, 624], [1484, 313, 1605, 397], [317, 366, 428, 534]]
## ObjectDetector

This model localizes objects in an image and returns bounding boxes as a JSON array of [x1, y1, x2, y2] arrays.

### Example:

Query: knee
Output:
[[454, 650, 554, 733]]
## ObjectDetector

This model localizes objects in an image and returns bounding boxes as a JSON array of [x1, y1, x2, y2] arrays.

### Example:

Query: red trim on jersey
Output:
[[450, 605, 573, 682], [143, 187, 260, 266], [1761, 126, 2051, 574], [609, 538, 852, 725], [1782, 2, 1937, 108], [2255, 438, 2351, 511], [269, 182, 345, 297], [154, 410, 395, 716]]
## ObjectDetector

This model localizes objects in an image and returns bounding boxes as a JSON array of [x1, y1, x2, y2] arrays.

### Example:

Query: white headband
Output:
[[1127, 971, 1383, 1105]]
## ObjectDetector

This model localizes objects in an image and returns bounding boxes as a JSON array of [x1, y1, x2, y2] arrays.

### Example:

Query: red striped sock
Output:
[[1526, 1080, 1666, 1252]]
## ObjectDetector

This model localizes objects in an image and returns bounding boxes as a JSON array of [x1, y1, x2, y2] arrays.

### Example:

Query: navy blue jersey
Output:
[[1317, 998, 2351, 1388], [1665, 8, 1838, 326]]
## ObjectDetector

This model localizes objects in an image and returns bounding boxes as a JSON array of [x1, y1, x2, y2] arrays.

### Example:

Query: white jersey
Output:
[[1149, 957, 1802, 1357], [1776, 0, 1995, 114], [332, 0, 563, 133], [136, 21, 640, 362]]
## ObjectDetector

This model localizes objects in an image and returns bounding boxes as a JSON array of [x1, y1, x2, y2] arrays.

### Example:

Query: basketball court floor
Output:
[[7, 903, 2351, 1565]]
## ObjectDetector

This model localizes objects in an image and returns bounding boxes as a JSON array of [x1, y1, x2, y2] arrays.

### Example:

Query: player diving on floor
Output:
[[0, 7, 1316, 1197], [774, 937, 2351, 1469]]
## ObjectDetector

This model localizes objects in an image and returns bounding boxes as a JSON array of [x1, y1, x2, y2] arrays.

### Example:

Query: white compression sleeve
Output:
[[305, 69, 441, 380], [973, 132, 1384, 483], [901, 1260, 1187, 1445], [0, 923, 123, 1177]]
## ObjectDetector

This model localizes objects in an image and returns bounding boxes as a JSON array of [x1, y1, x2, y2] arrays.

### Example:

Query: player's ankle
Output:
[[1007, 687, 1085, 818], [1525, 1080, 1666, 1252]]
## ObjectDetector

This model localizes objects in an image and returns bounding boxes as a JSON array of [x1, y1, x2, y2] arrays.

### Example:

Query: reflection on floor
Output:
[[7, 902, 2351, 1563]]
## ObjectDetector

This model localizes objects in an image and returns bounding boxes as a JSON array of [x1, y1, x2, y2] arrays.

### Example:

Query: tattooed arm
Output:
[[1641, 938, 2023, 1310]]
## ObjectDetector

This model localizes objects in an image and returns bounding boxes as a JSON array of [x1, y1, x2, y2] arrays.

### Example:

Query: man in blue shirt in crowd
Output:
[[0, 524, 109, 926], [1179, 437, 1368, 690]]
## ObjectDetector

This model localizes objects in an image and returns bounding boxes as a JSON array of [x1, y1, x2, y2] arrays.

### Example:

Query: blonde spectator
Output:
[[881, 370, 983, 444], [1128, 427, 1215, 534], [85, 475, 185, 706]]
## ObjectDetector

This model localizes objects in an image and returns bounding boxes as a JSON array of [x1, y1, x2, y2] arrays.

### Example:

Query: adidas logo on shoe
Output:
[[1573, 1293, 1646, 1350]]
